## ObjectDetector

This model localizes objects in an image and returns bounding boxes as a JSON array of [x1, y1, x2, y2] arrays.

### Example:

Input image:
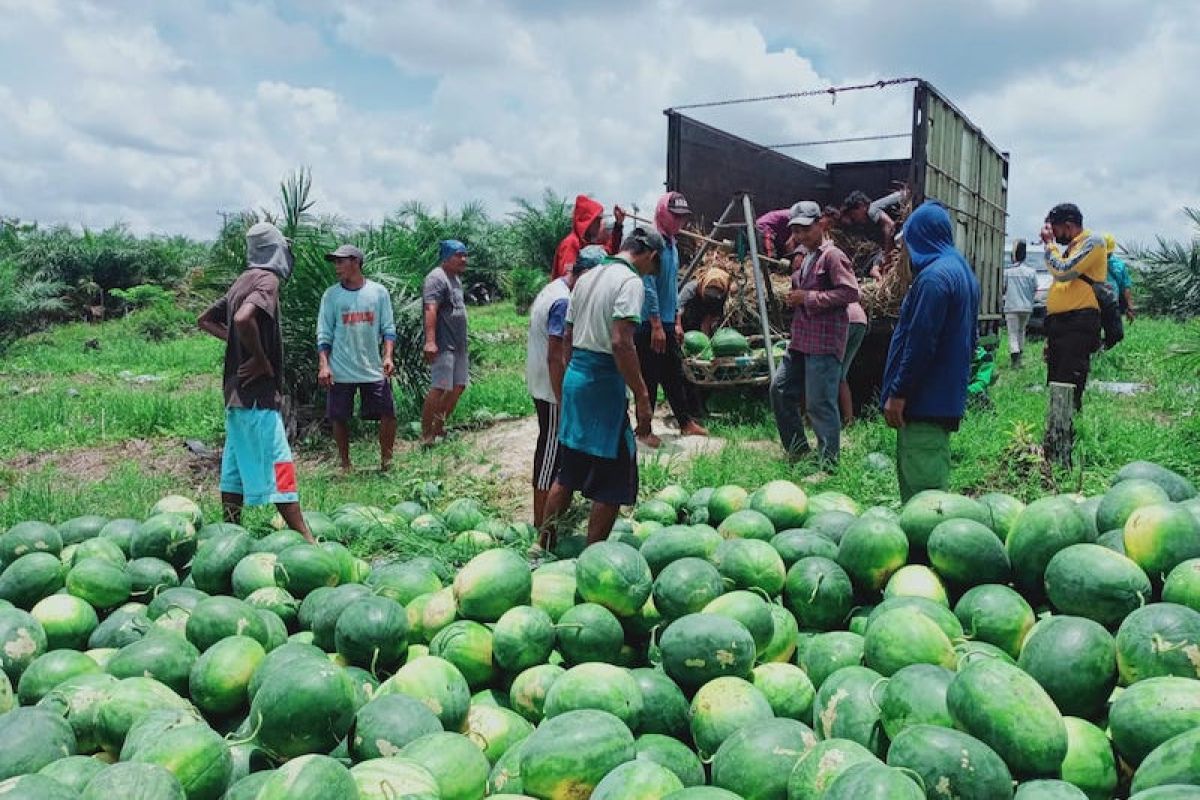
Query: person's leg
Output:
[[361, 380, 397, 470], [839, 324, 866, 425], [438, 385, 467, 436], [325, 384, 353, 470], [221, 493, 244, 524], [634, 327, 662, 412], [586, 503, 621, 545], [421, 388, 447, 444], [219, 409, 245, 524], [531, 399, 555, 528], [1005, 313, 1021, 365], [896, 421, 952, 502], [770, 352, 810, 459], [434, 351, 470, 437], [579, 432, 638, 544], [332, 421, 351, 470], [805, 354, 843, 465], [275, 502, 313, 541], [245, 408, 314, 542], [660, 334, 706, 435]]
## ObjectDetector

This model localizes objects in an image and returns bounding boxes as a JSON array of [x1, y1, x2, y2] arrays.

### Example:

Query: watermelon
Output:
[[81, 762, 187, 799], [543, 662, 643, 730], [401, 732, 491, 800], [689, 676, 773, 756], [824, 763, 923, 799], [1129, 728, 1200, 795], [747, 662, 812, 723], [1162, 558, 1200, 611], [510, 664, 565, 724], [682, 330, 710, 356], [703, 590, 774, 653], [659, 613, 756, 690], [1012, 780, 1088, 799], [652, 558, 726, 622], [808, 491, 861, 517], [1076, 497, 1103, 542], [347, 693, 442, 761], [556, 602, 624, 664], [836, 516, 909, 592], [429, 620, 495, 689], [884, 564, 949, 605], [770, 529, 838, 566], [34, 671, 116, 753], [130, 514, 197, 569], [0, 521, 62, 563], [1017, 615, 1116, 719], [787, 738, 879, 799], [1098, 479, 1172, 532], [366, 561, 440, 605], [1113, 461, 1197, 502], [954, 584, 1036, 659], [898, 490, 990, 553], [928, 517, 1010, 586], [710, 327, 749, 356], [107, 633, 199, 694], [66, 558, 132, 610], [948, 658, 1068, 778], [805, 510, 857, 543], [196, 521, 249, 543], [55, 515, 107, 546], [149, 495, 202, 527], [801, 631, 864, 690], [16, 649, 98, 705], [246, 642, 324, 700], [1044, 543, 1152, 626], [0, 606, 47, 681], [464, 703, 535, 764], [350, 757, 440, 800], [887, 724, 1013, 800], [94, 675, 193, 754], [250, 658, 357, 759], [273, 544, 341, 598], [711, 538, 786, 595], [1115, 603, 1200, 683], [486, 739, 526, 795], [813, 665, 888, 756], [1061, 716, 1118, 800], [244, 587, 297, 628], [979, 492, 1026, 539], [593, 759, 683, 800], [655, 485, 691, 512], [879, 663, 954, 739], [716, 509, 775, 541], [30, 593, 99, 650], [1129, 788, 1200, 800], [747, 479, 809, 531], [126, 721, 231, 800], [409, 513, 449, 542], [252, 529, 306, 555], [188, 635, 265, 717], [1007, 496, 1091, 596], [185, 596, 267, 651], [711, 717, 815, 800], [1109, 676, 1200, 765], [419, 586, 460, 642], [0, 552, 65, 608], [376, 655, 471, 731], [636, 734, 705, 787], [125, 557, 179, 599], [38, 754, 107, 793], [760, 603, 799, 664], [635, 499, 680, 527], [519, 709, 635, 798], [1123, 503, 1200, 579], [71, 537, 127, 567], [642, 526, 721, 575], [310, 584, 373, 651], [782, 557, 853, 630], [576, 542, 653, 618], [253, 754, 355, 800], [707, 485, 749, 526], [864, 606, 957, 676], [453, 548, 531, 622], [331, 595, 407, 672]]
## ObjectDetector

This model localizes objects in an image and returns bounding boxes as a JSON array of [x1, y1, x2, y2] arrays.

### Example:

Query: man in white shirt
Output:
[[525, 245, 605, 528], [316, 245, 397, 472]]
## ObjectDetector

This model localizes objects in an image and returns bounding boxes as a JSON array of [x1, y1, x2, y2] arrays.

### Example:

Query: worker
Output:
[[881, 201, 981, 501], [637, 191, 708, 442], [525, 245, 605, 529], [538, 228, 663, 550], [821, 210, 868, 426], [678, 268, 732, 336], [1040, 203, 1106, 410], [756, 203, 801, 259], [1003, 239, 1037, 368], [421, 240, 471, 445], [552, 195, 625, 280], [1104, 232, 1136, 338]]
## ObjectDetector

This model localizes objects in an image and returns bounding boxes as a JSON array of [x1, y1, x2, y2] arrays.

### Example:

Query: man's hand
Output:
[[423, 341, 439, 364], [317, 364, 333, 388], [382, 357, 395, 378], [238, 358, 274, 385], [1040, 223, 1055, 245], [786, 289, 806, 308], [883, 397, 906, 429], [634, 395, 654, 440], [675, 321, 684, 345], [1125, 307, 1136, 323], [613, 205, 626, 225], [650, 321, 666, 354]]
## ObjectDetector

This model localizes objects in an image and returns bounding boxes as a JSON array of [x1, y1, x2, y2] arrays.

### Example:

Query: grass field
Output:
[[3, 304, 1198, 557]]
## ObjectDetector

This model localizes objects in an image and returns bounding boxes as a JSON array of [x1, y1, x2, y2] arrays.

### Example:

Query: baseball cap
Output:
[[788, 200, 822, 227], [630, 226, 666, 254], [666, 192, 692, 215], [438, 240, 468, 261], [324, 244, 364, 262]]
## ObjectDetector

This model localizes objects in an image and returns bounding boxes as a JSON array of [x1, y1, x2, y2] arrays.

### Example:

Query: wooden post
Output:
[[1044, 381, 1075, 468]]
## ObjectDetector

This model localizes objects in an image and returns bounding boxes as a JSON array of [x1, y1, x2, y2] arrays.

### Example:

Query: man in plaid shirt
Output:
[[770, 201, 860, 464]]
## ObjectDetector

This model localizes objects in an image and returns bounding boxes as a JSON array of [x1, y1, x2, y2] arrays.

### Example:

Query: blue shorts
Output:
[[219, 408, 299, 506]]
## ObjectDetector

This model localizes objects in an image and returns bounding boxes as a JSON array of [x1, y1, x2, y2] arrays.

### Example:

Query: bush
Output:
[[1126, 207, 1200, 318], [502, 264, 549, 315]]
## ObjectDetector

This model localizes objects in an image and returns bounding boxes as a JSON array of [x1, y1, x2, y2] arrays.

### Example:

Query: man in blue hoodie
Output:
[[881, 202, 981, 501]]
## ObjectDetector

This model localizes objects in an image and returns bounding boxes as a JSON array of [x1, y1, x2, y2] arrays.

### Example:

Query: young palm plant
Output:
[[1125, 207, 1200, 318]]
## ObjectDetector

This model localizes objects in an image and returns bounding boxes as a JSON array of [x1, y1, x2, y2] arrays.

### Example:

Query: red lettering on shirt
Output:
[[341, 310, 376, 325]]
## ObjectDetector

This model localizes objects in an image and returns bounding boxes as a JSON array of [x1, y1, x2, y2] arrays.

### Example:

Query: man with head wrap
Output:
[[421, 240, 471, 445], [197, 222, 314, 541], [881, 201, 981, 501]]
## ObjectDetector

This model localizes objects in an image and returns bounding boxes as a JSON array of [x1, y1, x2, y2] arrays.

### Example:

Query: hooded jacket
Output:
[[552, 195, 621, 279], [881, 202, 980, 422], [245, 222, 294, 281]]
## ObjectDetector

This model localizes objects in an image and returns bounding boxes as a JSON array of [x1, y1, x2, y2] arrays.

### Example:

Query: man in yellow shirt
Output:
[[1039, 203, 1107, 410]]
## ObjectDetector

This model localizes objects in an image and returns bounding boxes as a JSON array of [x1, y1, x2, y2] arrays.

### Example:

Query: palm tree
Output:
[[1125, 207, 1200, 319]]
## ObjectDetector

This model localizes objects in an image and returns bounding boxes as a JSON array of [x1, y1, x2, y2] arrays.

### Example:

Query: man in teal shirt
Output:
[[1104, 233, 1135, 322], [317, 244, 398, 472]]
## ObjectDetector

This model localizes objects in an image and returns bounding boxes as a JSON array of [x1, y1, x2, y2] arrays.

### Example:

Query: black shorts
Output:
[[555, 434, 639, 507], [532, 399, 561, 492], [325, 381, 396, 421]]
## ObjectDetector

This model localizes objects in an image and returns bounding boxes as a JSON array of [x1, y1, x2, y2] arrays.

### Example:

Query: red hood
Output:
[[572, 195, 605, 240]]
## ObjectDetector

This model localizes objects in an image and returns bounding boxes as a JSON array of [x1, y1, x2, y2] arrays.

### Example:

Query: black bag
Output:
[[1080, 274, 1123, 348]]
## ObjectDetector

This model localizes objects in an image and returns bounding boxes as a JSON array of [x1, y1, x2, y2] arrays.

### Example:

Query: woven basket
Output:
[[682, 335, 785, 388]]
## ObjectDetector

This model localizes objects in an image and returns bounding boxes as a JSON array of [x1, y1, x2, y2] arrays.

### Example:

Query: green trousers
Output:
[[897, 421, 952, 502]]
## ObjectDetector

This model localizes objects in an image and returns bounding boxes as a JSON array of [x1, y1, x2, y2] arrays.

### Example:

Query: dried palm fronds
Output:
[[690, 249, 792, 335], [860, 245, 914, 319]]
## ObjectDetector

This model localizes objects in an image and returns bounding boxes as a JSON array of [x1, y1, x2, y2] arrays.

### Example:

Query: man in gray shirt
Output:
[[1004, 238, 1038, 368], [421, 240, 470, 445]]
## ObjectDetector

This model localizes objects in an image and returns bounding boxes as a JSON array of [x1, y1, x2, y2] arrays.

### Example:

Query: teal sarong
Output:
[[558, 348, 634, 459]]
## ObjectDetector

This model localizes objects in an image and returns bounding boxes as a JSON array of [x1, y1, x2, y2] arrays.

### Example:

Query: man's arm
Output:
[[1042, 233, 1104, 282], [316, 290, 335, 386], [803, 251, 860, 310], [642, 274, 665, 353], [233, 303, 273, 382], [379, 289, 397, 377], [547, 335, 566, 403], [197, 297, 229, 341], [423, 303, 439, 363], [607, 207, 625, 254], [611, 319, 652, 438]]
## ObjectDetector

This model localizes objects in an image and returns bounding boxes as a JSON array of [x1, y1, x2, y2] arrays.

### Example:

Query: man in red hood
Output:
[[552, 195, 626, 279]]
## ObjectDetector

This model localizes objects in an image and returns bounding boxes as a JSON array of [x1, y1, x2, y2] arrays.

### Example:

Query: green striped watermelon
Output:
[[659, 613, 755, 690], [542, 662, 643, 730], [518, 709, 635, 800], [782, 557, 853, 631], [689, 676, 773, 756], [1061, 716, 1118, 800], [711, 717, 815, 800], [886, 724, 1013, 800], [1017, 615, 1116, 720]]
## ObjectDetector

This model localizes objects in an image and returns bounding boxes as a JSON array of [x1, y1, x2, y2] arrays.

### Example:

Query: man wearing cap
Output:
[[421, 240, 471, 445], [316, 244, 398, 472], [637, 191, 707, 443], [525, 245, 605, 529], [197, 222, 314, 541], [552, 195, 626, 280], [770, 200, 859, 465], [538, 228, 662, 549], [1040, 203, 1107, 410]]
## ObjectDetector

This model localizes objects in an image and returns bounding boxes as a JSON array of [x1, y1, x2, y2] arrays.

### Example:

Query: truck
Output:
[[665, 79, 1008, 408]]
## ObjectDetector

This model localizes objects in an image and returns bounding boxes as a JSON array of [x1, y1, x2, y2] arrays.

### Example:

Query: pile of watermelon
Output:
[[1, 461, 1199, 800]]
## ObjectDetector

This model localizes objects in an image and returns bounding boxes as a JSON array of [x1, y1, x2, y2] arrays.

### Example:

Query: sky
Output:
[[0, 0, 1197, 247]]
